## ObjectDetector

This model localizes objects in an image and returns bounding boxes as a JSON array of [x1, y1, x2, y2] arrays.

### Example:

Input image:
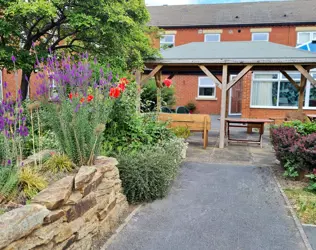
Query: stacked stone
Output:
[[0, 156, 128, 250]]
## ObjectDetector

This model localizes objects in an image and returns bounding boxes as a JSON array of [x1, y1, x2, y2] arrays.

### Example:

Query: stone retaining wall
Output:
[[0, 156, 129, 250]]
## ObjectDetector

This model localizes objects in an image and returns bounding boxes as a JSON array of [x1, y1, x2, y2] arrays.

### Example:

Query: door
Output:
[[229, 75, 243, 115]]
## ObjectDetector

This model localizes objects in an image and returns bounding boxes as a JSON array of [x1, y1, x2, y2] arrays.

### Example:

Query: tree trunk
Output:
[[21, 70, 32, 101]]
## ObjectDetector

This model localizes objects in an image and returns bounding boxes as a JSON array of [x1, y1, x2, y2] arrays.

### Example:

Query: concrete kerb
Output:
[[270, 166, 313, 250], [101, 205, 142, 250]]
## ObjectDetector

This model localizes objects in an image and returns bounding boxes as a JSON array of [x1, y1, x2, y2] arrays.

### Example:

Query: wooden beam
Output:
[[199, 65, 222, 89], [135, 70, 142, 113], [280, 70, 300, 91], [155, 71, 162, 112], [227, 65, 253, 90], [298, 73, 307, 110], [140, 65, 163, 86], [167, 73, 176, 79], [295, 65, 316, 86], [219, 65, 228, 149]]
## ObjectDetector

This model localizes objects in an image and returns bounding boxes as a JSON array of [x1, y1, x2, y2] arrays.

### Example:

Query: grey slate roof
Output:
[[146, 42, 316, 64], [147, 0, 316, 27]]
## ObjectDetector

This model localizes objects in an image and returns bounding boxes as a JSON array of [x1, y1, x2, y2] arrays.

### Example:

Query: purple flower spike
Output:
[[11, 55, 16, 62], [7, 159, 11, 165]]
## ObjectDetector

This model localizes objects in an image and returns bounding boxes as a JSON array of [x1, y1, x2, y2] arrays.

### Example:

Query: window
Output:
[[251, 71, 316, 109], [204, 34, 220, 42], [304, 73, 316, 109], [198, 77, 216, 98], [0, 70, 3, 100], [252, 33, 269, 41], [160, 35, 175, 49], [297, 32, 316, 45]]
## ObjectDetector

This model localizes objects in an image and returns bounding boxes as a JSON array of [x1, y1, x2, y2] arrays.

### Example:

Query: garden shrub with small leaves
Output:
[[116, 138, 186, 203], [43, 153, 73, 173], [19, 167, 47, 199]]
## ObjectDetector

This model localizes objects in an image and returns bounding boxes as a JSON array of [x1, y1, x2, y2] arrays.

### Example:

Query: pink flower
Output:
[[163, 78, 172, 88]]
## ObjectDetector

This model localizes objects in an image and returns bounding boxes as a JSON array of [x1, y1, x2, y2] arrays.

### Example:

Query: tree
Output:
[[0, 0, 158, 100]]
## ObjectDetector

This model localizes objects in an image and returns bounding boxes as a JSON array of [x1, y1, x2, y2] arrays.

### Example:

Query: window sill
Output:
[[195, 97, 217, 101]]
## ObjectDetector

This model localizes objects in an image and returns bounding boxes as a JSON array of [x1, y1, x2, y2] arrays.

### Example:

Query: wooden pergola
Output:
[[137, 42, 316, 148]]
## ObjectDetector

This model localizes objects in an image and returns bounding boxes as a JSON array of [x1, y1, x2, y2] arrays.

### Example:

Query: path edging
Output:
[[270, 166, 313, 250]]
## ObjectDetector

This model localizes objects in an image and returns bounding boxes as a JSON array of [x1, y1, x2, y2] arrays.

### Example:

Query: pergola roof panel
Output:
[[147, 42, 316, 65]]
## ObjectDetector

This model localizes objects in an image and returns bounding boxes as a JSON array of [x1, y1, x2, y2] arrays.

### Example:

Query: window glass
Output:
[[253, 73, 278, 80], [298, 32, 312, 44], [313, 32, 316, 40], [281, 72, 301, 80], [204, 34, 220, 42], [252, 33, 269, 41], [198, 77, 215, 97], [251, 81, 278, 106], [278, 81, 299, 107], [160, 35, 175, 49]]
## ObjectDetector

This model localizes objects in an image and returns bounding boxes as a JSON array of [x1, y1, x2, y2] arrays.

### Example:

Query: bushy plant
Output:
[[0, 166, 19, 201], [116, 138, 185, 203], [171, 126, 191, 139], [43, 153, 73, 173], [141, 79, 176, 111], [306, 169, 316, 192], [19, 167, 47, 199], [35, 53, 127, 165], [103, 82, 176, 155], [185, 102, 196, 113], [283, 120, 316, 135]]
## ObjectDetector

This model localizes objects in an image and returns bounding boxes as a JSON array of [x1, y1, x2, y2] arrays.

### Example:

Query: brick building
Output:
[[147, 0, 316, 118]]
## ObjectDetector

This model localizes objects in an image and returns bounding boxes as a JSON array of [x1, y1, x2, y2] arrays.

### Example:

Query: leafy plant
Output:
[[116, 138, 186, 203], [0, 166, 19, 201], [141, 79, 176, 112], [283, 159, 299, 178], [185, 102, 196, 113], [19, 167, 47, 199], [171, 126, 191, 139], [43, 153, 73, 173], [306, 170, 316, 192], [283, 120, 316, 135]]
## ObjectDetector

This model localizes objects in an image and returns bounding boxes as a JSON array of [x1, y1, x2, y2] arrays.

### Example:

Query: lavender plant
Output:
[[34, 53, 122, 166]]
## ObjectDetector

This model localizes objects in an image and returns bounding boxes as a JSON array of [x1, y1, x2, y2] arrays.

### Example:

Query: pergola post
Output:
[[155, 70, 162, 112], [135, 70, 142, 113], [219, 65, 228, 149], [299, 74, 307, 110]]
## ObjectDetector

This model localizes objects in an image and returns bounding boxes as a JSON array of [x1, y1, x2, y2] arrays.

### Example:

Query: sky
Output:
[[145, 0, 289, 5]]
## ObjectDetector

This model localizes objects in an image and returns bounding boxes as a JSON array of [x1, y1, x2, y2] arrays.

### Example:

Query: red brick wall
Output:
[[172, 74, 221, 114]]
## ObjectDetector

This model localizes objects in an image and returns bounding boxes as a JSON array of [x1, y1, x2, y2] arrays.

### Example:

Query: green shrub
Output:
[[19, 167, 47, 199], [0, 167, 19, 201], [103, 82, 176, 155], [185, 102, 196, 113], [116, 138, 185, 203], [306, 171, 316, 192], [283, 120, 316, 135], [43, 153, 73, 173], [141, 79, 176, 112], [171, 126, 191, 139]]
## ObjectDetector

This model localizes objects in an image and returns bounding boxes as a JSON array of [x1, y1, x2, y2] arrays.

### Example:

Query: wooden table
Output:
[[224, 118, 273, 148], [307, 114, 316, 122]]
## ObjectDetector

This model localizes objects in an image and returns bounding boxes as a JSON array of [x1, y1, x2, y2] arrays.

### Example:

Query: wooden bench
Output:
[[158, 113, 211, 149]]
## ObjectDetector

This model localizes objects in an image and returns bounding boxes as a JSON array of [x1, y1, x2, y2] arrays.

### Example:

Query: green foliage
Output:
[[19, 167, 47, 199], [43, 154, 73, 173], [141, 79, 176, 112], [0, 0, 158, 98], [283, 120, 316, 135], [306, 173, 316, 192], [171, 126, 191, 139], [116, 138, 185, 203], [0, 166, 19, 201], [283, 159, 299, 178], [103, 82, 175, 155]]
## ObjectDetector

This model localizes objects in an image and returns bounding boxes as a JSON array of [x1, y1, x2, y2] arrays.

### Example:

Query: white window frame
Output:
[[304, 72, 316, 109], [197, 77, 216, 99], [252, 32, 269, 41], [250, 71, 316, 109], [204, 33, 221, 42], [160, 35, 175, 49], [0, 70, 3, 100], [297, 31, 316, 45]]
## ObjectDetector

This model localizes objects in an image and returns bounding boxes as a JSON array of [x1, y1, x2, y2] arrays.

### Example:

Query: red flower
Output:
[[163, 78, 172, 88], [120, 77, 129, 85], [118, 83, 126, 91], [87, 95, 94, 102], [80, 97, 85, 103], [109, 87, 121, 98], [69, 93, 73, 99]]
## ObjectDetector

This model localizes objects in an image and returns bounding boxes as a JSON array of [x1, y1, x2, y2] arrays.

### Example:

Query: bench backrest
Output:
[[158, 113, 211, 131]]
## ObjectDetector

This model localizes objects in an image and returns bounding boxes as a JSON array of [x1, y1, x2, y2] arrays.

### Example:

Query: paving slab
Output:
[[303, 225, 316, 250], [106, 163, 306, 250]]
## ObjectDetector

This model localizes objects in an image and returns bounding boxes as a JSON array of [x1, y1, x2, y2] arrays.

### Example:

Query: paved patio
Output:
[[105, 118, 311, 250]]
